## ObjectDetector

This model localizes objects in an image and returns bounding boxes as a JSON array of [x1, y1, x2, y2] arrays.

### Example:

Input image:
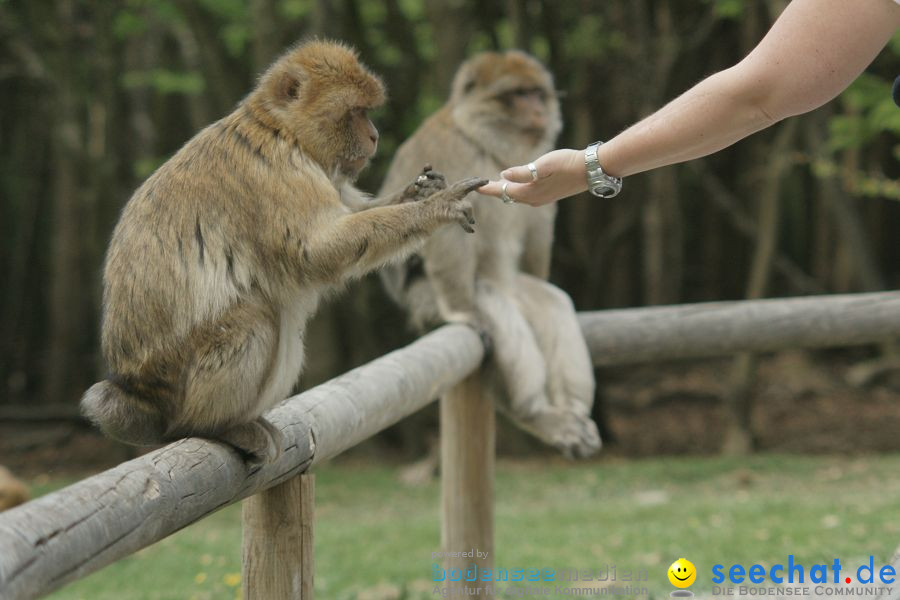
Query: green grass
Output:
[[37, 453, 900, 599]]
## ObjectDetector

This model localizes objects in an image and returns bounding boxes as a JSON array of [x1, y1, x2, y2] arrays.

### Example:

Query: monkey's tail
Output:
[[80, 380, 168, 446]]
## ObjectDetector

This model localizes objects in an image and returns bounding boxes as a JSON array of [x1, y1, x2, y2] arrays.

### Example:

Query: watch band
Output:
[[585, 141, 623, 198]]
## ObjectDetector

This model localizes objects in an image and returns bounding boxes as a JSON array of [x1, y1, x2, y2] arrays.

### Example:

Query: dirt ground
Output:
[[2, 349, 900, 478], [600, 349, 900, 456]]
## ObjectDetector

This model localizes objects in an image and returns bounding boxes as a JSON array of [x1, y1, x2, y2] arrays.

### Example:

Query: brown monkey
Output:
[[81, 41, 485, 463], [0, 466, 28, 512], [380, 51, 600, 458]]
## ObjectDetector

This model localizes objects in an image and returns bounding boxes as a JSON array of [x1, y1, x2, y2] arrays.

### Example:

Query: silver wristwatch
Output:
[[584, 141, 622, 198]]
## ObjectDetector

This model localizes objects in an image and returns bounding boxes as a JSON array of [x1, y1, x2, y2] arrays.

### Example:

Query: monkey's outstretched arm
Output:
[[305, 177, 486, 281], [365, 165, 447, 208]]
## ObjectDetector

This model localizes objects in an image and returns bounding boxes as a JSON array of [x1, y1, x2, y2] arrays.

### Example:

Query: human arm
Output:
[[479, 0, 900, 206]]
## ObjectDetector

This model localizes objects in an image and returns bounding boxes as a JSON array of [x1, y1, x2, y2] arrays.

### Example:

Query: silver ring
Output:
[[501, 181, 515, 204], [527, 162, 538, 182]]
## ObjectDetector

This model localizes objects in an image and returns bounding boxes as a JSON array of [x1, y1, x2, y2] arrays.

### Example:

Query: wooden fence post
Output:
[[440, 370, 495, 591], [242, 473, 315, 600]]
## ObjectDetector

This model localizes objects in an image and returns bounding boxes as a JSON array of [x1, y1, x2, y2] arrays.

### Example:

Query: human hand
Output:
[[477, 148, 588, 207]]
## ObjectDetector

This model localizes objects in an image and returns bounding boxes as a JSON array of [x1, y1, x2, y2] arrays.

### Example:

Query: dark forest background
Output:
[[1, 0, 899, 449]]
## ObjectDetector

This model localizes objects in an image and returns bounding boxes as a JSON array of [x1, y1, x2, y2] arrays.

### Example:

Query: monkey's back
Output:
[[100, 114, 333, 381]]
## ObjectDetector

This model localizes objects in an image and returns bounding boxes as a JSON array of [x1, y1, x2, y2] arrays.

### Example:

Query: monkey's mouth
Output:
[[342, 155, 371, 177], [520, 125, 546, 138]]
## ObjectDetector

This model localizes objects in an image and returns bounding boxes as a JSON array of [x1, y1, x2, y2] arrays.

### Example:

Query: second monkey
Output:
[[380, 51, 601, 458]]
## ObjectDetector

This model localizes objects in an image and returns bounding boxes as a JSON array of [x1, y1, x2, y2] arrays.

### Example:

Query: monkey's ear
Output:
[[271, 70, 306, 105]]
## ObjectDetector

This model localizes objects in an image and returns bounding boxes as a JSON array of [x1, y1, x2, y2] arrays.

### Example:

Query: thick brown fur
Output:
[[0, 466, 29, 512], [380, 51, 600, 458], [81, 40, 484, 463]]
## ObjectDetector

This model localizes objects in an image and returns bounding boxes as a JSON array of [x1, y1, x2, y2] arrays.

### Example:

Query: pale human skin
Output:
[[479, 0, 900, 206]]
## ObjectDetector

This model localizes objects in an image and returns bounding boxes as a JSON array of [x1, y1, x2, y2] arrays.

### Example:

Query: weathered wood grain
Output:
[[242, 474, 314, 600], [0, 324, 484, 600], [440, 371, 495, 591]]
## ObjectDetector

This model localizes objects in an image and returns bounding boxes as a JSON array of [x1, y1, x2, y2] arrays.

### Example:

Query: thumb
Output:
[[500, 164, 534, 183]]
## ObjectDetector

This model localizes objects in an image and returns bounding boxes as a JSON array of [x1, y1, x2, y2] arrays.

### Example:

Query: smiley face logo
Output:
[[668, 558, 697, 588]]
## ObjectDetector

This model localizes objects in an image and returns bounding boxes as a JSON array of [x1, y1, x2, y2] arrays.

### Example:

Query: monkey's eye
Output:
[[502, 87, 548, 104], [520, 87, 548, 101]]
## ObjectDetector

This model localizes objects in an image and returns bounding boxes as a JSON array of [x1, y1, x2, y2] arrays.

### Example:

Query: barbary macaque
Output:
[[81, 41, 485, 463], [0, 466, 29, 512], [380, 51, 601, 458]]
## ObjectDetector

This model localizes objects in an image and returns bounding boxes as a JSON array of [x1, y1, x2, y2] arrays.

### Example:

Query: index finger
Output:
[[477, 180, 504, 198], [500, 164, 535, 183]]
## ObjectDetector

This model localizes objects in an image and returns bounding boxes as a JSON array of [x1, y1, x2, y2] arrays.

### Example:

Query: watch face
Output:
[[592, 183, 616, 197]]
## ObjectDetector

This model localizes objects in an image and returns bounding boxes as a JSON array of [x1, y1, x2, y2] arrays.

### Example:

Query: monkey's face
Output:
[[338, 106, 379, 179], [251, 41, 385, 180], [450, 51, 562, 149], [495, 85, 552, 139]]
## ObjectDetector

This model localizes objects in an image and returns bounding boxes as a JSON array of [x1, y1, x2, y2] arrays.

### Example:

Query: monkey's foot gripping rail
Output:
[[2, 292, 900, 600]]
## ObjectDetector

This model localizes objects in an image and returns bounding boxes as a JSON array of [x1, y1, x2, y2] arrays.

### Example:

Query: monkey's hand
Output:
[[399, 164, 447, 203], [422, 176, 487, 233]]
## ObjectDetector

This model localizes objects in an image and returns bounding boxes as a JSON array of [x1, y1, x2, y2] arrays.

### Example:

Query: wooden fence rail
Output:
[[0, 325, 483, 600], [580, 291, 900, 365], [1, 291, 899, 599]]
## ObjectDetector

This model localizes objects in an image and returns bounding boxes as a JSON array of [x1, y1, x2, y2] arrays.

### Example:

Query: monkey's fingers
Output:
[[476, 179, 504, 198], [403, 182, 419, 197], [415, 174, 447, 195], [453, 201, 476, 233], [422, 169, 447, 185], [447, 177, 490, 197], [462, 204, 476, 226], [458, 219, 476, 234]]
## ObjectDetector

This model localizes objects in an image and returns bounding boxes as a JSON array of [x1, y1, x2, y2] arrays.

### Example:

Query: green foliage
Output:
[[121, 69, 205, 96], [196, 0, 251, 56], [113, 0, 183, 40], [133, 157, 167, 180], [829, 74, 900, 152], [221, 22, 250, 57], [112, 11, 147, 39], [706, 0, 745, 20], [280, 0, 312, 20], [566, 14, 624, 60]]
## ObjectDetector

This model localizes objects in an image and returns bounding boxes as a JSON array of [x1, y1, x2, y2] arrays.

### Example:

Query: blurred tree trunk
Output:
[[378, 0, 424, 145], [311, 0, 341, 37], [690, 161, 823, 295], [250, 0, 282, 72], [805, 111, 897, 363], [44, 0, 85, 405], [806, 113, 884, 292], [633, 0, 683, 305], [507, 0, 532, 50], [642, 167, 682, 304], [722, 119, 798, 455], [0, 5, 49, 403], [341, 0, 374, 59], [425, 0, 473, 94], [176, 1, 244, 117]]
